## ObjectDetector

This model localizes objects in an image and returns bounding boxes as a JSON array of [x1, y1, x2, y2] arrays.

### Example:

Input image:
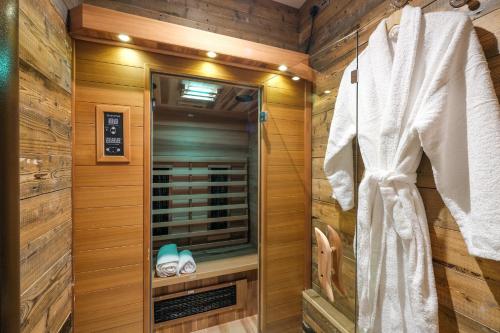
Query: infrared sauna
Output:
[[71, 10, 309, 330], [150, 73, 259, 331]]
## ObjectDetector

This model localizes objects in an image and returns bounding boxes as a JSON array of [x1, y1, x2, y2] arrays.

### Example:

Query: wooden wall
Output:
[[19, 0, 74, 331], [153, 108, 251, 160], [302, 0, 500, 332], [82, 0, 301, 51], [73, 39, 309, 333], [73, 40, 145, 332]]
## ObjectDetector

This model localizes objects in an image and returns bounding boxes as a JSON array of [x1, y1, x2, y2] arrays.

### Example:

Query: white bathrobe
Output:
[[324, 6, 500, 333]]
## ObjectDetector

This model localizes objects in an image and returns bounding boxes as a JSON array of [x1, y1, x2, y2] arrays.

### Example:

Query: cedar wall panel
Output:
[[82, 0, 301, 51], [261, 75, 307, 333], [73, 40, 145, 333], [19, 0, 73, 332], [302, 0, 500, 332]]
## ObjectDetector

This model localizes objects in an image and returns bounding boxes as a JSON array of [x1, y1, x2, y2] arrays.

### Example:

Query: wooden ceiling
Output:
[[152, 74, 259, 120]]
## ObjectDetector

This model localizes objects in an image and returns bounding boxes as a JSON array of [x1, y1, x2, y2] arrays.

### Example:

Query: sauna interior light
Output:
[[181, 80, 219, 102], [207, 51, 217, 58], [324, 90, 332, 94], [278, 64, 288, 71], [292, 76, 300, 81], [118, 34, 131, 42]]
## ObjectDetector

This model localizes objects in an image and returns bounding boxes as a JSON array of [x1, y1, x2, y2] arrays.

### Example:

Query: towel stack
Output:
[[155, 244, 197, 278]]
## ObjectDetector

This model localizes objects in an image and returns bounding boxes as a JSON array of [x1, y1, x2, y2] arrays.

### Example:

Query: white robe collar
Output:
[[367, 5, 422, 168]]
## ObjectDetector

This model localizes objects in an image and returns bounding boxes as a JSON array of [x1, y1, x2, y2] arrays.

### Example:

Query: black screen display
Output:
[[103, 112, 124, 156]]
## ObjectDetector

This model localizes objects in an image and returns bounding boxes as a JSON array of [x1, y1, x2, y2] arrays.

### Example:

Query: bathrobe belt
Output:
[[357, 170, 419, 331], [364, 170, 418, 239]]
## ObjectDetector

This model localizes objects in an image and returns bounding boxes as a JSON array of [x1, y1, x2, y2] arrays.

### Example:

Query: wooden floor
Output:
[[192, 315, 258, 333]]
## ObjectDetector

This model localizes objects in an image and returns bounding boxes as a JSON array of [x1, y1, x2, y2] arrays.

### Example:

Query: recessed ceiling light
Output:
[[278, 64, 288, 72], [118, 34, 131, 42], [207, 51, 217, 58], [292, 76, 300, 81], [324, 90, 332, 94]]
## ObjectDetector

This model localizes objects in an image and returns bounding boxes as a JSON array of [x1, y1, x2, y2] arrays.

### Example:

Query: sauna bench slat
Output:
[[152, 253, 258, 288]]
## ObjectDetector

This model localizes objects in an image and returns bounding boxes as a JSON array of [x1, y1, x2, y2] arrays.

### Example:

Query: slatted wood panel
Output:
[[151, 161, 250, 253], [84, 0, 301, 51], [152, 90, 255, 254], [260, 75, 308, 333], [304, 0, 500, 332], [19, 0, 73, 331]]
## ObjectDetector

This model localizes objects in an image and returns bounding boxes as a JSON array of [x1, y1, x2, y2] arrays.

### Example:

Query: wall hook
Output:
[[449, 0, 468, 7], [391, 0, 409, 8]]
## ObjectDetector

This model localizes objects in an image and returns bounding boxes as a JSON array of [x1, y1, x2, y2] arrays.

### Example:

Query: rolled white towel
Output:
[[178, 250, 196, 275], [156, 244, 179, 278]]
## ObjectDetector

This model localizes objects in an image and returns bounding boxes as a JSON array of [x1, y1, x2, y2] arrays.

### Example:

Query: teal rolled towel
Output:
[[178, 250, 196, 274], [156, 244, 179, 277]]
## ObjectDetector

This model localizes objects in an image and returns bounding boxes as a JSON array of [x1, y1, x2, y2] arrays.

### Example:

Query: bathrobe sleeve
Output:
[[416, 17, 500, 260], [323, 64, 357, 211]]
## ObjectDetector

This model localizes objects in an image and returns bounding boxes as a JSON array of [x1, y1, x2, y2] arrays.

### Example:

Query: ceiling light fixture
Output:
[[206, 51, 217, 58], [324, 90, 332, 94], [278, 64, 288, 72], [292, 76, 300, 81], [181, 80, 219, 102], [118, 34, 131, 42]]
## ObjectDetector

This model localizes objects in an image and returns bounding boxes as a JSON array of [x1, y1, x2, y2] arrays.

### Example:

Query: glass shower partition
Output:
[[305, 29, 360, 333]]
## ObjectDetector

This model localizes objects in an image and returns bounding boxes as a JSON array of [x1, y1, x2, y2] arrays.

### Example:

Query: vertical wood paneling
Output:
[[303, 0, 500, 332], [19, 0, 73, 331]]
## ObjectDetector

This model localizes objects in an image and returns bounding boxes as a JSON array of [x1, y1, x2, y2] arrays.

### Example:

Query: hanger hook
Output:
[[391, 0, 409, 8]]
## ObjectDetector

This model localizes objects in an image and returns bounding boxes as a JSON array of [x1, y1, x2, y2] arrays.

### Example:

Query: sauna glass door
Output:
[[150, 73, 260, 332]]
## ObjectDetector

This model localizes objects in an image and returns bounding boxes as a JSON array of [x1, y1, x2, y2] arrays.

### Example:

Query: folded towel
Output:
[[156, 244, 179, 277], [178, 250, 196, 275]]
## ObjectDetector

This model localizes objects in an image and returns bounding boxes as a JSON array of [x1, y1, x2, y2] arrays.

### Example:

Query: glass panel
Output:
[[307, 30, 359, 332]]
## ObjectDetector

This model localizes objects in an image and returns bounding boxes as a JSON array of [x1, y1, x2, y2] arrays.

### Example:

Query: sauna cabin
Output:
[[3, 0, 500, 333]]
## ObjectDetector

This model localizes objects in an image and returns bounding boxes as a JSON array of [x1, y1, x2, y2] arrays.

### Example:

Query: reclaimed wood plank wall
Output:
[[19, 0, 74, 332], [301, 0, 500, 332], [81, 0, 301, 51]]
